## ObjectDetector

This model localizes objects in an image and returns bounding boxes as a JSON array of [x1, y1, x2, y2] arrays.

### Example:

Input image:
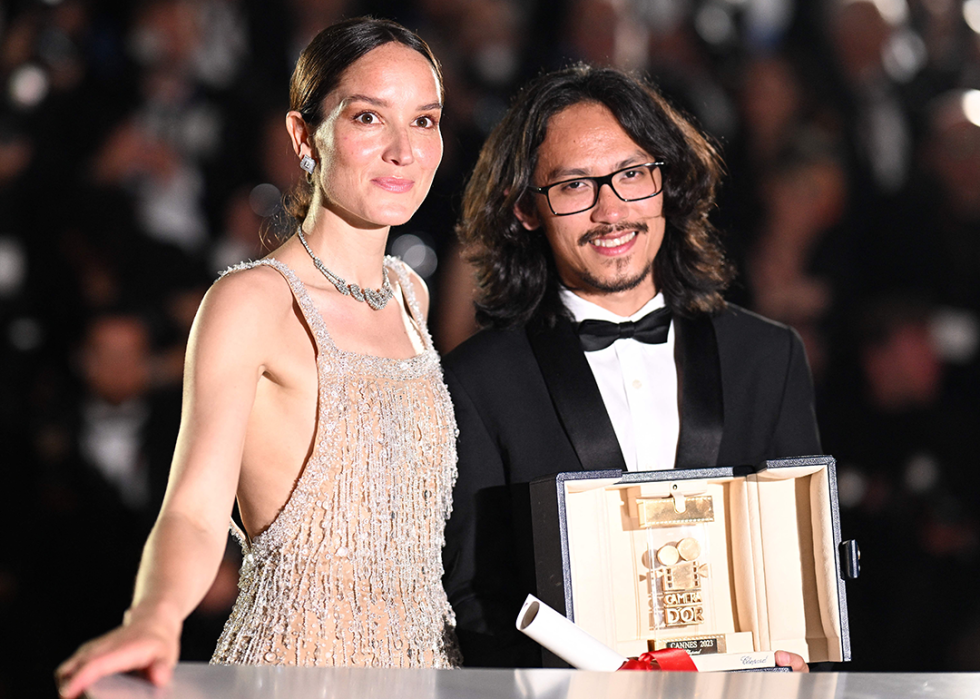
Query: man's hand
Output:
[[774, 650, 809, 672]]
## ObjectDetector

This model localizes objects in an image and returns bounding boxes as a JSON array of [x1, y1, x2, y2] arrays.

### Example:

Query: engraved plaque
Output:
[[637, 496, 715, 527], [652, 635, 726, 655]]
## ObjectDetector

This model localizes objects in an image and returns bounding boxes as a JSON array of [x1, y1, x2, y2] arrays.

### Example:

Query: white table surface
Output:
[[84, 663, 980, 699]]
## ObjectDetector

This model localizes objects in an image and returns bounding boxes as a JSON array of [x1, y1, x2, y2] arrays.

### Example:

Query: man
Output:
[[442, 65, 820, 669]]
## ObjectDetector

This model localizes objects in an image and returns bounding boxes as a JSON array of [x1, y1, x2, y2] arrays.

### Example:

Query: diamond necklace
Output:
[[296, 227, 394, 311]]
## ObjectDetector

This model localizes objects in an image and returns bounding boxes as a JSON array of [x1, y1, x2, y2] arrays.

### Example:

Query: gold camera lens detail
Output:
[[677, 537, 701, 561], [657, 544, 680, 566]]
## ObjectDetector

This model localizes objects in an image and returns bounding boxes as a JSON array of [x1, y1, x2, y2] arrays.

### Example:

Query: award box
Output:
[[529, 456, 859, 669]]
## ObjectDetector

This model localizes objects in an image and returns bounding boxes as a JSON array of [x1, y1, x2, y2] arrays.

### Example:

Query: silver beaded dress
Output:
[[210, 257, 460, 668]]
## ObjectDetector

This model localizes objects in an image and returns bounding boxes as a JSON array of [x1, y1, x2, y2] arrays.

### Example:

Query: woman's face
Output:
[[312, 42, 443, 229]]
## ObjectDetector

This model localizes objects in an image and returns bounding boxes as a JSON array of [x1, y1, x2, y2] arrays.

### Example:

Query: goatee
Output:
[[576, 261, 654, 294], [572, 221, 654, 294]]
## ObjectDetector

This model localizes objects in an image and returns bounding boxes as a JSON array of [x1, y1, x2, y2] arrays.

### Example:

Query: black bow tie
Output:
[[577, 306, 672, 352]]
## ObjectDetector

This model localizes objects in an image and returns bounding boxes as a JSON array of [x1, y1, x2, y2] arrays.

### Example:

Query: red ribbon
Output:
[[618, 649, 698, 672]]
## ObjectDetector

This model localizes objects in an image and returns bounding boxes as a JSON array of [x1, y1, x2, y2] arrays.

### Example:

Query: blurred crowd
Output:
[[2, 0, 980, 693]]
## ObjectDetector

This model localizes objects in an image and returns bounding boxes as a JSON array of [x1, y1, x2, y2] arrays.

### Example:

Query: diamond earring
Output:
[[299, 155, 316, 173]]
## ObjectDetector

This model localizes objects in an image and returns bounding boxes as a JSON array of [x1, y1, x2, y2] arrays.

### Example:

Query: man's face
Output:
[[82, 317, 150, 405], [517, 101, 666, 310]]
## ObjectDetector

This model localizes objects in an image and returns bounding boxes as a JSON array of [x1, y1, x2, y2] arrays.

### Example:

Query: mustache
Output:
[[577, 222, 648, 246]]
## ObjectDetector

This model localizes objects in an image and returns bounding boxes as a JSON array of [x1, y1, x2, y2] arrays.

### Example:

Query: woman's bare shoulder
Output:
[[204, 263, 294, 318], [191, 264, 296, 351]]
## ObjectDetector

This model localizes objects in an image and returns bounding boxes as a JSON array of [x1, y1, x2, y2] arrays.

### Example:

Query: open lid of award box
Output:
[[529, 456, 857, 666]]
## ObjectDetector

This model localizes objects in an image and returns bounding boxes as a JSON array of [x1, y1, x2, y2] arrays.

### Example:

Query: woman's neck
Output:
[[299, 205, 390, 290]]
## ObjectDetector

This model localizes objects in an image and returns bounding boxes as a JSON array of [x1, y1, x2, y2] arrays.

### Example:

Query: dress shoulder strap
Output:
[[384, 256, 434, 351], [220, 259, 335, 356]]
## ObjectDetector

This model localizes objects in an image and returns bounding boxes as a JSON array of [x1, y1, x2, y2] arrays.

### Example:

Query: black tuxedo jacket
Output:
[[441, 304, 821, 667]]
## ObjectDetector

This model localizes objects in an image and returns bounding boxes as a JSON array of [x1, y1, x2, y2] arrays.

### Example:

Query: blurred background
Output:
[[1, 0, 980, 693]]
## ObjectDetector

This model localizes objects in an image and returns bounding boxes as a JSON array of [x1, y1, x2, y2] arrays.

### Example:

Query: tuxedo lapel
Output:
[[673, 314, 724, 468], [527, 319, 627, 472]]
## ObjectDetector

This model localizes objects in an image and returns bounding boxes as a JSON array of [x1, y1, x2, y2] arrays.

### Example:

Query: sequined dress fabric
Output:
[[211, 258, 460, 668]]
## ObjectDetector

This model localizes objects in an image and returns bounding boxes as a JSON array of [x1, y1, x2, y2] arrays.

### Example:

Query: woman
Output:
[[57, 18, 458, 698]]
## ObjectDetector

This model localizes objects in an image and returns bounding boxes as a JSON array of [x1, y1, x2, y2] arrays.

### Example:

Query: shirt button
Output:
[[632, 379, 643, 389]]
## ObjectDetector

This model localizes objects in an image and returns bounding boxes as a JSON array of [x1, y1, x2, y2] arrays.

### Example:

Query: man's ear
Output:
[[513, 194, 541, 231]]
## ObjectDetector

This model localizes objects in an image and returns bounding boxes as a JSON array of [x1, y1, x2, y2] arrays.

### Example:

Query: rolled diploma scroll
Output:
[[516, 595, 628, 671]]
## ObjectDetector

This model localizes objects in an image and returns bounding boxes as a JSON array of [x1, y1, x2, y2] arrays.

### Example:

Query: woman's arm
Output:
[[56, 270, 277, 698]]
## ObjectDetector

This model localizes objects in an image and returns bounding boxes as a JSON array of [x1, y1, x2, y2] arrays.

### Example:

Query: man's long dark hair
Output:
[[458, 64, 733, 329]]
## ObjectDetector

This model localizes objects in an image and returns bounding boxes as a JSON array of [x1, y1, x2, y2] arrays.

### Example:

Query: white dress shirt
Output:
[[561, 288, 679, 471]]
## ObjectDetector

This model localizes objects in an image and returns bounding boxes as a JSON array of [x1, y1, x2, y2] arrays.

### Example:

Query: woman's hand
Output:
[[55, 607, 181, 699]]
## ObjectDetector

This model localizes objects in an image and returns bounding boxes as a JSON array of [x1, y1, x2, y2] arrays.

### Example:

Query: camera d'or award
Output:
[[635, 489, 743, 656]]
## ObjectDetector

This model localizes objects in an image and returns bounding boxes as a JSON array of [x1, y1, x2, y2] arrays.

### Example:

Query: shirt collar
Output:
[[559, 287, 666, 324]]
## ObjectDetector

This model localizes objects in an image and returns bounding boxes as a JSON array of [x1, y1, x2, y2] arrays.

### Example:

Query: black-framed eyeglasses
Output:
[[529, 161, 666, 216]]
